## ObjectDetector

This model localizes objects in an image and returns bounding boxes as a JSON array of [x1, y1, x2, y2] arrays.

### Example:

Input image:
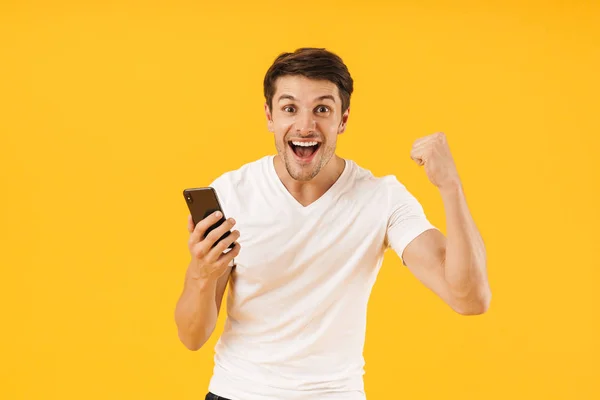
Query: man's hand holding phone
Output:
[[186, 211, 241, 283]]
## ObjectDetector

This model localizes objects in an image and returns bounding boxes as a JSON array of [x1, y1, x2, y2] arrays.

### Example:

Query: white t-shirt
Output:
[[207, 155, 436, 400]]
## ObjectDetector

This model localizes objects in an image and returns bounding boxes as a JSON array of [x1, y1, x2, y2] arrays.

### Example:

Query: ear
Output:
[[338, 108, 350, 134], [265, 103, 274, 132]]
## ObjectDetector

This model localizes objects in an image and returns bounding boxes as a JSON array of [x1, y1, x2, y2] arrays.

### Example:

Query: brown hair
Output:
[[263, 47, 354, 114]]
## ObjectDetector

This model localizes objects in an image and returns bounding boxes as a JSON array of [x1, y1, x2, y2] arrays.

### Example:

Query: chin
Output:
[[284, 153, 321, 181], [290, 170, 318, 182], [286, 162, 320, 182]]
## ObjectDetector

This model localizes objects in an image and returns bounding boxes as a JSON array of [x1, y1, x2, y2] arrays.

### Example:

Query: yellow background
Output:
[[1, 0, 598, 399]]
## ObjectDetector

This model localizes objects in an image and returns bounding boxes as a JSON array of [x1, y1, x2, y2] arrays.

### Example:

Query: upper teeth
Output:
[[292, 141, 318, 147]]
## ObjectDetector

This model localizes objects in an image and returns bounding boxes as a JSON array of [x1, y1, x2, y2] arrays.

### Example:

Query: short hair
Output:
[[263, 47, 354, 113]]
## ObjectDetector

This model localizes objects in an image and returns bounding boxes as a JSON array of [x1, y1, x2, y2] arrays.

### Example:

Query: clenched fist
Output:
[[410, 132, 460, 190]]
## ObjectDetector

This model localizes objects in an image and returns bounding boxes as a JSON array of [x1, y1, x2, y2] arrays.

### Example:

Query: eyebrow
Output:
[[277, 94, 336, 103]]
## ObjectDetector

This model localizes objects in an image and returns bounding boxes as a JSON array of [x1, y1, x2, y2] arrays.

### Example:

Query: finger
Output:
[[433, 131, 446, 141], [207, 230, 241, 262], [411, 139, 434, 163], [189, 211, 223, 245], [413, 132, 441, 148], [412, 134, 435, 148], [412, 138, 434, 152], [187, 214, 194, 233], [412, 137, 427, 148], [190, 240, 210, 261], [410, 147, 425, 165], [205, 217, 236, 248], [216, 242, 241, 266], [411, 156, 424, 166]]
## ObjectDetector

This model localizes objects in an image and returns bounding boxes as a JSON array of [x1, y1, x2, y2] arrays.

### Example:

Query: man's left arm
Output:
[[402, 132, 491, 315]]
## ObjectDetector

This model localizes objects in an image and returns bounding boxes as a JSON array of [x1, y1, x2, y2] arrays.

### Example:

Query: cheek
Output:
[[319, 118, 341, 135], [273, 118, 295, 136]]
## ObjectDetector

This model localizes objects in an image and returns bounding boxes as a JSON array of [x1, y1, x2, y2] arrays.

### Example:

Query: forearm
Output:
[[440, 180, 490, 312], [174, 269, 219, 351]]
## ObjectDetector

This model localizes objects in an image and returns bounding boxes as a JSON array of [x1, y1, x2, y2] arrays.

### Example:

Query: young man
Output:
[[175, 48, 491, 400]]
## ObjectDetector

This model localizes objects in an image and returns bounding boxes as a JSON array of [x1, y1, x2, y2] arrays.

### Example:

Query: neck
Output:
[[273, 155, 346, 207]]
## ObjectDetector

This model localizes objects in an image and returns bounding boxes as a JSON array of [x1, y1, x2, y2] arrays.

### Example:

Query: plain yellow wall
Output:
[[1, 0, 598, 399]]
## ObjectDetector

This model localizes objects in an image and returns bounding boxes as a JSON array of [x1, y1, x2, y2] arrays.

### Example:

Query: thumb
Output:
[[411, 154, 425, 166]]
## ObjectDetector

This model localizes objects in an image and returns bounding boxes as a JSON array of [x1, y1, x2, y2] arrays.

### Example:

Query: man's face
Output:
[[265, 75, 349, 182]]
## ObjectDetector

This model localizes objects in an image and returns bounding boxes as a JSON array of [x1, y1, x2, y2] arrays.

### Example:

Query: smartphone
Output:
[[183, 187, 234, 249]]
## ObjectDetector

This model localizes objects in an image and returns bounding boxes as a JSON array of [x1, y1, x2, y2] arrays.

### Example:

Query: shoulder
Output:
[[209, 155, 271, 192], [348, 160, 413, 204], [207, 156, 271, 214]]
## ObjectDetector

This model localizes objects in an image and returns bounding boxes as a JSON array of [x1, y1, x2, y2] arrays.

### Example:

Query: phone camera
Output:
[[186, 194, 193, 203]]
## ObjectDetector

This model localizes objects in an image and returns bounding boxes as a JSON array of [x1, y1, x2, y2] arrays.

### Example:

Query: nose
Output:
[[294, 110, 316, 135]]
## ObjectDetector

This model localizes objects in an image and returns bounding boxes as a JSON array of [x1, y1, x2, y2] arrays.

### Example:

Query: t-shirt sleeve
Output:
[[208, 175, 228, 208], [384, 176, 438, 265]]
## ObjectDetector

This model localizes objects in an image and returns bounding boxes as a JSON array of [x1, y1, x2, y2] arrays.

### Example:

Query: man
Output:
[[175, 48, 491, 400]]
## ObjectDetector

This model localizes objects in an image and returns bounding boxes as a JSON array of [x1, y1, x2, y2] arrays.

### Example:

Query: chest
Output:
[[229, 193, 388, 284]]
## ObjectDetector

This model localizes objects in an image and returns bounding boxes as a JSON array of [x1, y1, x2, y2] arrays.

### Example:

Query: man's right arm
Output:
[[174, 212, 240, 351], [174, 265, 232, 351]]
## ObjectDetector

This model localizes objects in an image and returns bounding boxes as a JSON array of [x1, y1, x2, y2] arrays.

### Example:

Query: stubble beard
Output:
[[275, 138, 336, 182]]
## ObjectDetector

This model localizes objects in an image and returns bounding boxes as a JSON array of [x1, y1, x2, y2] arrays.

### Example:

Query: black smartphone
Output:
[[183, 187, 234, 249]]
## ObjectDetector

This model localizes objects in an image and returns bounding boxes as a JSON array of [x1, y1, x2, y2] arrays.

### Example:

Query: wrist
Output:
[[186, 275, 219, 294], [438, 178, 462, 196], [185, 263, 219, 289]]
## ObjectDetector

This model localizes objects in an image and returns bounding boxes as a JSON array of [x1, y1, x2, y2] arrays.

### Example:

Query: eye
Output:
[[315, 105, 330, 113], [283, 105, 296, 113]]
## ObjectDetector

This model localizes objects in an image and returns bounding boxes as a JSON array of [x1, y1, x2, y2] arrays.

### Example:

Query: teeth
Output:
[[291, 141, 318, 147]]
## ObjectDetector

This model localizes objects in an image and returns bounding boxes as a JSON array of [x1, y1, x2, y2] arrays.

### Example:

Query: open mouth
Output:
[[289, 140, 321, 162]]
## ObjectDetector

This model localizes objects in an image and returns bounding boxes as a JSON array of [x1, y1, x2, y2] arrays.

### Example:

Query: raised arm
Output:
[[400, 132, 490, 315]]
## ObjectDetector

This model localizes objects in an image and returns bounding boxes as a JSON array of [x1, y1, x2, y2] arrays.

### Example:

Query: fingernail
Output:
[[215, 211, 222, 218]]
